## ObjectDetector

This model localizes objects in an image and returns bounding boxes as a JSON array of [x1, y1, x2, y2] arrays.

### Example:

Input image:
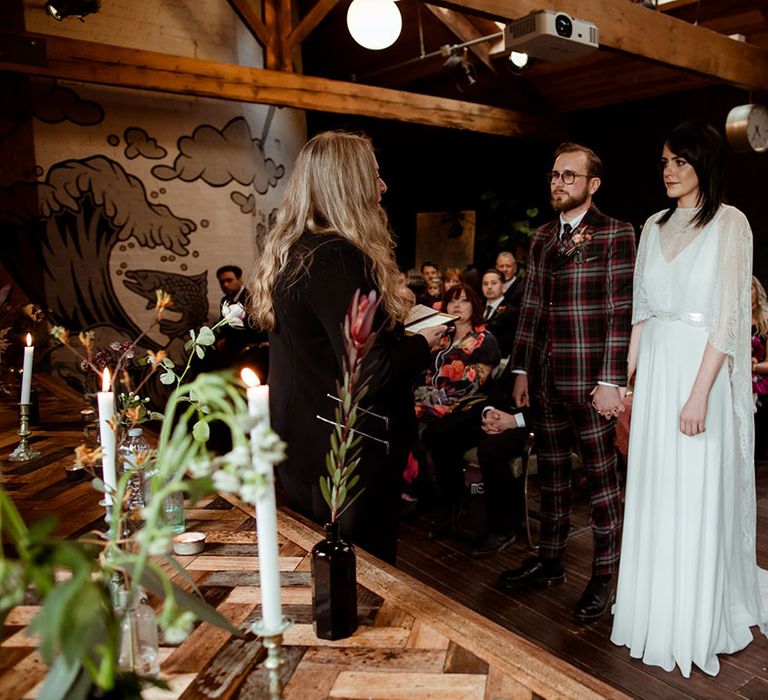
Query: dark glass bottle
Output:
[[311, 521, 358, 640]]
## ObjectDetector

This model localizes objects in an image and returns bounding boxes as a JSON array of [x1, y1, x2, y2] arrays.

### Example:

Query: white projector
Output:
[[504, 10, 599, 61]]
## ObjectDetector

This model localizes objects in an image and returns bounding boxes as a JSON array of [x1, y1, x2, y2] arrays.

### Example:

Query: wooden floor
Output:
[[395, 465, 768, 699]]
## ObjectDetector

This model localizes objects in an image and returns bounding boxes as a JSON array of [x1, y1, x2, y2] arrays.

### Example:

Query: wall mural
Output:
[[0, 77, 295, 397]]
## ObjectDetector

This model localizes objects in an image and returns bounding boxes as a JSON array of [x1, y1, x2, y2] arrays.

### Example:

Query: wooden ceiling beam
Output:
[[424, 5, 498, 74], [753, 0, 768, 24], [288, 0, 341, 49], [424, 0, 768, 90], [225, 0, 270, 48], [0, 32, 559, 139]]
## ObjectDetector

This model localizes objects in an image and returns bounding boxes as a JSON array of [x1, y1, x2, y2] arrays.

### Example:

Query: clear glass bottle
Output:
[[118, 589, 160, 678], [142, 457, 185, 535], [118, 427, 151, 512]]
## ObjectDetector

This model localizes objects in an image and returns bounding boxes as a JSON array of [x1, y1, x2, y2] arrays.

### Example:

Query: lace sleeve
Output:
[[708, 207, 753, 357], [631, 213, 656, 325]]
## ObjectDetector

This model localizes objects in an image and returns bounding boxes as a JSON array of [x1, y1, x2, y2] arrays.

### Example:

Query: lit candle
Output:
[[241, 368, 281, 631], [97, 368, 117, 506], [20, 334, 34, 404]]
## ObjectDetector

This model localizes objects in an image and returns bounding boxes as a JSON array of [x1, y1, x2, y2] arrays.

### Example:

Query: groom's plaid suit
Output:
[[511, 205, 636, 574]]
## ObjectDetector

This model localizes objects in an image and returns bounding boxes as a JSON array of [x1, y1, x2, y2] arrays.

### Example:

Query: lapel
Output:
[[551, 206, 603, 270]]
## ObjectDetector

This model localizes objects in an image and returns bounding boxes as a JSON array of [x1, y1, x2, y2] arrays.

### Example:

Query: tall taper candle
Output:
[[97, 368, 117, 506], [241, 367, 282, 631], [20, 334, 34, 404]]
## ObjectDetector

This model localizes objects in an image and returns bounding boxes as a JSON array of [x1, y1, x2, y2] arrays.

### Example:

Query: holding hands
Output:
[[591, 384, 625, 420]]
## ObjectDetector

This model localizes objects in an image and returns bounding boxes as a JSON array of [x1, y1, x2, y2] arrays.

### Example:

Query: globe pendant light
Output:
[[347, 0, 402, 51]]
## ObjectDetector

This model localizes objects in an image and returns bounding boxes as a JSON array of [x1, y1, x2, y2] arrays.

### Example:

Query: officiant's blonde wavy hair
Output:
[[250, 131, 407, 330]]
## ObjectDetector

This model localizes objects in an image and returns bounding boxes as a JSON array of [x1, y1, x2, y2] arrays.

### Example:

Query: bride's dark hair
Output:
[[657, 121, 726, 229]]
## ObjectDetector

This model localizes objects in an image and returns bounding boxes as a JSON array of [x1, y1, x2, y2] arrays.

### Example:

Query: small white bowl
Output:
[[172, 531, 206, 555]]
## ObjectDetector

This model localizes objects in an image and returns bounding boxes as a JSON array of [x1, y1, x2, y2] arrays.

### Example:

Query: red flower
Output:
[[441, 360, 464, 381], [343, 289, 381, 362]]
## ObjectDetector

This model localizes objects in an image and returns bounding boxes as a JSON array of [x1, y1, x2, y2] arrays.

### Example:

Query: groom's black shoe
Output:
[[573, 574, 613, 623], [497, 556, 566, 591]]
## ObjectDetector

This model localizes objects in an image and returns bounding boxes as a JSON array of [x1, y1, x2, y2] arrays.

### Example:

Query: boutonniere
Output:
[[565, 226, 592, 261]]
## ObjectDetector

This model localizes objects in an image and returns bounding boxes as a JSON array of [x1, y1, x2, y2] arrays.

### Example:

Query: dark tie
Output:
[[557, 222, 573, 254], [484, 304, 494, 321]]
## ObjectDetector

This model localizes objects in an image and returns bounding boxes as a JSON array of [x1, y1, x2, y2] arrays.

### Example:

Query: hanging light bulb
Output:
[[347, 0, 402, 51], [509, 51, 529, 69]]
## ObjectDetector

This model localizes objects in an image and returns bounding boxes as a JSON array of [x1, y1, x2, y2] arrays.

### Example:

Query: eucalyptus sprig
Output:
[[320, 289, 381, 523]]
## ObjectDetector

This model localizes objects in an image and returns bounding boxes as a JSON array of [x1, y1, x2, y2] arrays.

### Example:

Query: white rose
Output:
[[223, 302, 246, 328]]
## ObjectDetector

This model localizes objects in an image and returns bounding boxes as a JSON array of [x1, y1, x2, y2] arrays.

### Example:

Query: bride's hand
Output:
[[679, 393, 707, 436]]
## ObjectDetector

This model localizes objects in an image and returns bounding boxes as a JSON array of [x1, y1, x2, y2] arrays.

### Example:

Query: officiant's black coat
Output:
[[268, 233, 430, 562]]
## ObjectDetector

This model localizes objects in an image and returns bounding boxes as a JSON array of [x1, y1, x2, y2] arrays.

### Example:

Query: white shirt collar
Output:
[[560, 210, 588, 236], [486, 296, 504, 314]]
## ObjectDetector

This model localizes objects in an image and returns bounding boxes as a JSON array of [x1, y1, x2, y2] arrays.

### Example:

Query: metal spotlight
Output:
[[45, 0, 100, 21], [442, 48, 477, 93]]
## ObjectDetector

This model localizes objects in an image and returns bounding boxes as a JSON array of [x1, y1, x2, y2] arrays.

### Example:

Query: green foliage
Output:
[[0, 370, 265, 698]]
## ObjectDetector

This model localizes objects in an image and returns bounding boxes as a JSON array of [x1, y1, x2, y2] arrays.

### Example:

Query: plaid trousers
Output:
[[532, 387, 622, 575]]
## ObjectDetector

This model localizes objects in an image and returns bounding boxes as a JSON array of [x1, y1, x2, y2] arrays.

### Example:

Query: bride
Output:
[[610, 121, 768, 676]]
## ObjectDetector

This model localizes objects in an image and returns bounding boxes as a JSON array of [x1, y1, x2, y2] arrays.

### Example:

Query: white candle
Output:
[[241, 368, 282, 631], [97, 368, 117, 507], [20, 334, 34, 404]]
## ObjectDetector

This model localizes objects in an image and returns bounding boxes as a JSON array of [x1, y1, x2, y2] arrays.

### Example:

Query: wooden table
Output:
[[0, 376, 626, 699]]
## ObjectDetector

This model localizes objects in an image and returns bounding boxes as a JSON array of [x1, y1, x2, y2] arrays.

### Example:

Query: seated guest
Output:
[[752, 276, 768, 460], [496, 251, 524, 307], [444, 267, 463, 290], [396, 271, 417, 309], [471, 400, 529, 557], [421, 260, 441, 283], [414, 283, 500, 536], [481, 268, 519, 357], [418, 277, 444, 308]]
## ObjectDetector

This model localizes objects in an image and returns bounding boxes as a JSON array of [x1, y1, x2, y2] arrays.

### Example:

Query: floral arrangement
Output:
[[0, 290, 285, 699], [320, 289, 381, 522], [51, 291, 247, 433], [0, 283, 45, 394]]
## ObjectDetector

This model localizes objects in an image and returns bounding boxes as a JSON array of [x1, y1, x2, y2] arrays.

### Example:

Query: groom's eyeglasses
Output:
[[546, 170, 592, 185]]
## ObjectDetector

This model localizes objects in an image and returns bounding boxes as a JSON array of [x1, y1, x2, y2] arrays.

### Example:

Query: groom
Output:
[[498, 142, 635, 622]]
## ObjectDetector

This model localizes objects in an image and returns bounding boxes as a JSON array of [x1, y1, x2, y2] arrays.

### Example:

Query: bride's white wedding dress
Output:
[[611, 205, 768, 677]]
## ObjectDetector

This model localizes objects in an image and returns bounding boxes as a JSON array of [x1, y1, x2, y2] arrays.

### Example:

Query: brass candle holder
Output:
[[8, 403, 41, 461], [251, 618, 292, 699]]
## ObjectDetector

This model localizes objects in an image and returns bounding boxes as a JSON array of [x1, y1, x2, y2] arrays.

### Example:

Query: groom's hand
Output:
[[512, 373, 530, 408], [591, 384, 624, 420]]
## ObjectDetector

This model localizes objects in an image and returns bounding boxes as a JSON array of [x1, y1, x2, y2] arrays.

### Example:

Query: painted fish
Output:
[[123, 268, 209, 338]]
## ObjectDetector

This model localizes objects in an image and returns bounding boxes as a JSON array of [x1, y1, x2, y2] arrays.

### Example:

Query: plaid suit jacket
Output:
[[510, 206, 636, 403]]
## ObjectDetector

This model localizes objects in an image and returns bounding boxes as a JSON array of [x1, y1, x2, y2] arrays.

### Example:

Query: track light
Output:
[[509, 51, 529, 68], [45, 0, 100, 21], [442, 48, 476, 92]]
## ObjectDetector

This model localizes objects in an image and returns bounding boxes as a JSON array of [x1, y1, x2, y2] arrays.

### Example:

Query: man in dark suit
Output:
[[213, 265, 268, 375], [497, 142, 635, 623], [496, 251, 524, 309], [481, 268, 518, 358]]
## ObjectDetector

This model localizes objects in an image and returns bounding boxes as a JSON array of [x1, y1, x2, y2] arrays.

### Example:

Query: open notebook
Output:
[[404, 304, 459, 334]]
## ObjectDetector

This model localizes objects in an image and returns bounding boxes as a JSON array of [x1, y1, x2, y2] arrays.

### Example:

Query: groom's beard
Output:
[[551, 187, 588, 213]]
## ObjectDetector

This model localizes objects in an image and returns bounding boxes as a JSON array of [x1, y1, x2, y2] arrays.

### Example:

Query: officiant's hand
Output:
[[418, 324, 448, 346], [591, 384, 624, 420], [679, 392, 707, 436]]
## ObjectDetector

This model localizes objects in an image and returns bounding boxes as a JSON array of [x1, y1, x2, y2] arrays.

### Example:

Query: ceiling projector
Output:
[[504, 10, 599, 61]]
